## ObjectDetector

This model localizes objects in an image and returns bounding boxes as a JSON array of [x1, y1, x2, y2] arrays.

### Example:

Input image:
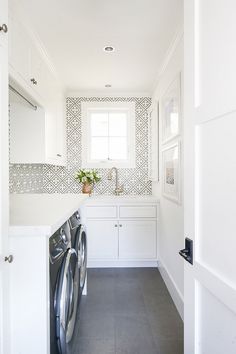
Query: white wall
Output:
[[152, 34, 184, 318]]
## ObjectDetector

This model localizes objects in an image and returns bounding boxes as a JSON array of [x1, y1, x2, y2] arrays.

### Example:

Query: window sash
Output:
[[88, 109, 129, 162], [81, 101, 136, 168]]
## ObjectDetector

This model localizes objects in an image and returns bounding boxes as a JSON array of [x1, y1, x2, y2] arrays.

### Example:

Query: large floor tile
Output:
[[115, 314, 159, 354], [157, 339, 184, 354], [71, 268, 183, 354], [77, 314, 115, 340], [74, 338, 115, 354]]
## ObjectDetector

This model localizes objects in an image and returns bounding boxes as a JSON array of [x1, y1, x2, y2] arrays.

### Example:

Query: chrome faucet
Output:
[[107, 167, 124, 196]]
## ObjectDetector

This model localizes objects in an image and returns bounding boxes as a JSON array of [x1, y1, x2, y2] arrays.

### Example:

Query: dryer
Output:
[[49, 221, 79, 354], [69, 211, 87, 295]]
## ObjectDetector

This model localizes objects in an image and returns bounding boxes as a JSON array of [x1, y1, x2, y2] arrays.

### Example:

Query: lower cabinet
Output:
[[86, 220, 118, 259], [85, 203, 158, 265], [119, 220, 156, 259]]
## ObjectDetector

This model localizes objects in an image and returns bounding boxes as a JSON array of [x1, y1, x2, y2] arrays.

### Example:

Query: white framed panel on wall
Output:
[[161, 73, 181, 145], [162, 141, 181, 204], [148, 100, 159, 181]]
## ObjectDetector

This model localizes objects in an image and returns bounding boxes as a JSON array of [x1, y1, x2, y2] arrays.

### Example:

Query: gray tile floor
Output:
[[69, 268, 183, 354]]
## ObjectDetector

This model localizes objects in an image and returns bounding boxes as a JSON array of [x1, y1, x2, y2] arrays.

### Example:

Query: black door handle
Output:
[[179, 238, 193, 265]]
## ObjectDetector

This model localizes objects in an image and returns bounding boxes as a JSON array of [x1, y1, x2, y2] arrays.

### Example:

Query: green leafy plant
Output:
[[75, 169, 101, 185]]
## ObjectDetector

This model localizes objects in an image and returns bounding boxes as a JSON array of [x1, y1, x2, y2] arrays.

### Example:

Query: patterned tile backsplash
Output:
[[10, 96, 152, 195]]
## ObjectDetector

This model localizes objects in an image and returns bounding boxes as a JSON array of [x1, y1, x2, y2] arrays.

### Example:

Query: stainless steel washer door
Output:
[[55, 248, 79, 354]]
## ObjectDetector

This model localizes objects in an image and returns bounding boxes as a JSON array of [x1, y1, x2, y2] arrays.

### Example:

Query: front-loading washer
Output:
[[49, 221, 79, 354]]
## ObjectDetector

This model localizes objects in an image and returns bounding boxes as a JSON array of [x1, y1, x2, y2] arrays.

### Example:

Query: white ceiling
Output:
[[19, 0, 183, 94]]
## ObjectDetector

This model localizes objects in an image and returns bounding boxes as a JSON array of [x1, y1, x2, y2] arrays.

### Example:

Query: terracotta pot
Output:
[[82, 182, 93, 194]]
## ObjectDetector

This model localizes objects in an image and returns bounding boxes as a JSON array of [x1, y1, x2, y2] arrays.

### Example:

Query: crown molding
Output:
[[151, 25, 184, 93], [66, 90, 151, 98]]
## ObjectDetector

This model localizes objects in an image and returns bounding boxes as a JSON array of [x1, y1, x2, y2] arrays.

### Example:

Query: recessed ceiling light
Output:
[[103, 46, 115, 52], [105, 84, 112, 88]]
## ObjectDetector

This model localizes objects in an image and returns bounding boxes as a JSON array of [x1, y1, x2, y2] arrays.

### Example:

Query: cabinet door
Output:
[[119, 220, 157, 259], [8, 15, 30, 82], [45, 100, 58, 162], [0, 1, 10, 352], [29, 46, 47, 99], [55, 96, 66, 165], [86, 220, 118, 259]]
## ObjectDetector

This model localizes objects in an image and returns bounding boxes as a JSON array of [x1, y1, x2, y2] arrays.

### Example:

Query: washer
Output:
[[49, 221, 79, 354], [69, 211, 87, 296]]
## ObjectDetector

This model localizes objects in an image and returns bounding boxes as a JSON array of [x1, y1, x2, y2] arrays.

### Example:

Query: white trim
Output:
[[81, 101, 136, 169], [66, 91, 151, 97], [158, 259, 184, 320], [152, 26, 184, 92], [88, 260, 159, 268]]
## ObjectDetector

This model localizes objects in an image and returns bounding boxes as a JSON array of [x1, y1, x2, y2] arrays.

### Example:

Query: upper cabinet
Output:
[[0, 0, 8, 49], [8, 15, 30, 85], [8, 7, 66, 166]]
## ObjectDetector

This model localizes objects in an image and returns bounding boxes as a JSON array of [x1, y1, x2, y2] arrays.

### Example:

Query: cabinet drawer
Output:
[[119, 205, 156, 218], [86, 206, 117, 218]]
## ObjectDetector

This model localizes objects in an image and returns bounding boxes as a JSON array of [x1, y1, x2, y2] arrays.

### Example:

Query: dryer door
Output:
[[75, 226, 87, 293], [55, 248, 79, 354]]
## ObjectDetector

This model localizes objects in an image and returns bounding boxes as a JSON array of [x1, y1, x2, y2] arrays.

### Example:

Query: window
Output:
[[81, 102, 135, 168]]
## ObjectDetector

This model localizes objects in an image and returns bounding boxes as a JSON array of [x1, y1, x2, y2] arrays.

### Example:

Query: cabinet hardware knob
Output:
[[4, 255, 13, 263], [119, 224, 122, 227], [30, 78, 37, 85], [57, 154, 62, 157], [114, 224, 118, 227], [0, 24, 8, 33]]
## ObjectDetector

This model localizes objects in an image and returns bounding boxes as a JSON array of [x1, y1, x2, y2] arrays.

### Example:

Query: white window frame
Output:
[[81, 101, 136, 168]]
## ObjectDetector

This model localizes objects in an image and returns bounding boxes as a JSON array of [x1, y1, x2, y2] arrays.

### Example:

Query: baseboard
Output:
[[158, 259, 184, 320], [87, 259, 159, 268]]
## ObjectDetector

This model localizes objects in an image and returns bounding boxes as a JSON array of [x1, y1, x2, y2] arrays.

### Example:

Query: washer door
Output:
[[75, 225, 87, 293], [55, 248, 79, 354]]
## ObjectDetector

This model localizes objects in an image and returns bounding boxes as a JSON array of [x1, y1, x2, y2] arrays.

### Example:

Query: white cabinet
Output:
[[9, 89, 66, 165], [84, 200, 159, 267], [119, 220, 156, 259], [86, 220, 118, 259], [45, 94, 66, 165], [8, 7, 66, 166], [0, 0, 8, 49], [8, 15, 30, 83]]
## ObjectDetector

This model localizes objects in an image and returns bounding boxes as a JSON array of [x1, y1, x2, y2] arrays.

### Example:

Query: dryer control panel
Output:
[[49, 223, 70, 264]]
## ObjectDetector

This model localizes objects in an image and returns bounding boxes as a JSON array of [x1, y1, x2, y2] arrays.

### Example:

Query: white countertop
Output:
[[9, 193, 89, 237], [9, 193, 159, 237]]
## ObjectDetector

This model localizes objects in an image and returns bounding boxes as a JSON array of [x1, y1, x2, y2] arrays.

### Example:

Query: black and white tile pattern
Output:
[[9, 164, 44, 193], [10, 97, 152, 195]]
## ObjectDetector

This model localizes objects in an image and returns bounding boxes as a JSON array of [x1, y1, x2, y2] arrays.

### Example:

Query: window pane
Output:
[[91, 137, 108, 160], [109, 137, 127, 160], [90, 113, 108, 136], [109, 113, 127, 136]]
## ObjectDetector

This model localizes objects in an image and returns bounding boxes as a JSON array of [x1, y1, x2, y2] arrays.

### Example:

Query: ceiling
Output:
[[18, 0, 183, 94]]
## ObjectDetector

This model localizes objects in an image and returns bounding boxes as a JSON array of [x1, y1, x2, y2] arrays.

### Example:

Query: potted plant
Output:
[[75, 169, 101, 194]]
